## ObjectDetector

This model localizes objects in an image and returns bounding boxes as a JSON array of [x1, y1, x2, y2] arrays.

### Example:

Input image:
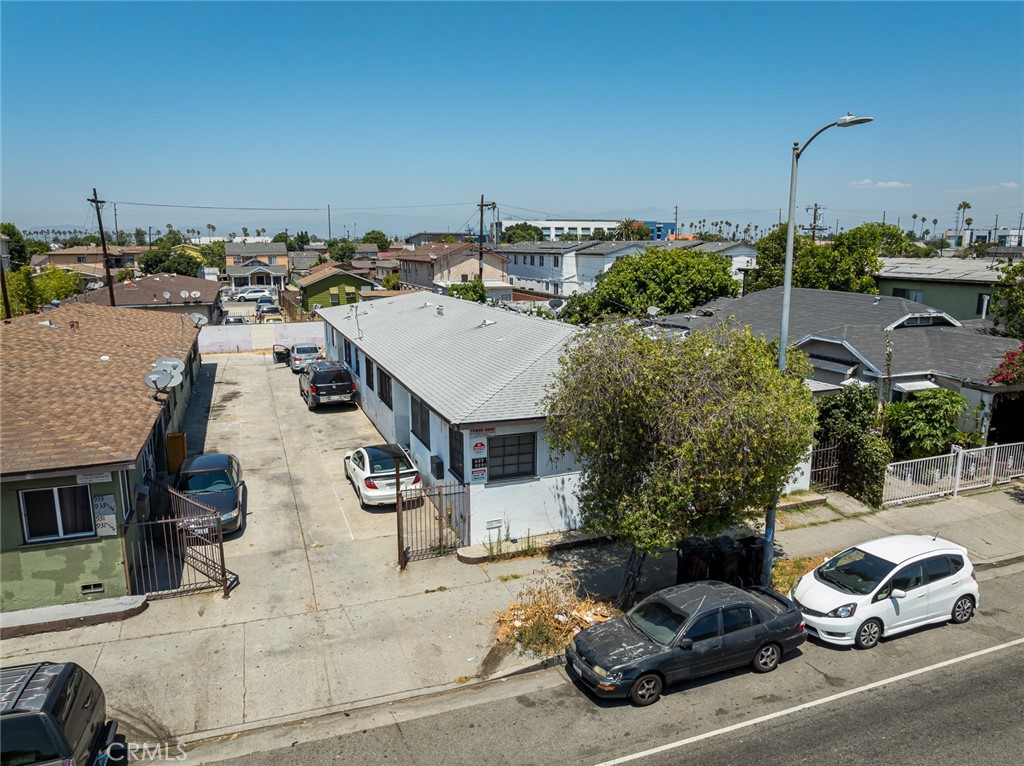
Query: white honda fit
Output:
[[790, 535, 980, 649]]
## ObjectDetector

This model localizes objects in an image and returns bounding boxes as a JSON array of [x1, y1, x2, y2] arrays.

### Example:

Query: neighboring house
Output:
[[288, 251, 322, 279], [692, 241, 758, 284], [500, 239, 704, 296], [874, 257, 1006, 320], [397, 243, 512, 301], [36, 245, 152, 271], [224, 242, 289, 290], [66, 272, 224, 324], [354, 243, 379, 259], [662, 287, 1024, 443], [0, 304, 201, 612], [319, 293, 582, 544], [171, 243, 204, 260], [297, 266, 376, 311]]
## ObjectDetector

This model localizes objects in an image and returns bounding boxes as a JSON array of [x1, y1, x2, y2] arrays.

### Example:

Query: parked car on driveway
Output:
[[174, 453, 244, 533], [262, 316, 284, 324], [224, 315, 247, 325], [344, 444, 421, 507], [255, 296, 276, 314], [287, 343, 324, 372], [0, 661, 121, 766], [790, 534, 979, 649], [566, 580, 806, 706], [257, 306, 282, 322], [234, 287, 273, 302], [299, 361, 355, 411]]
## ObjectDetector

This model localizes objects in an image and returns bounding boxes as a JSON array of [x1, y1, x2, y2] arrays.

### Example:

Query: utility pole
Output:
[[478, 194, 495, 282], [674, 205, 678, 239], [113, 203, 119, 243], [882, 211, 886, 225], [328, 205, 332, 240], [148, 226, 152, 246], [1018, 211, 1023, 246], [87, 188, 116, 307], [0, 250, 11, 319], [799, 203, 826, 241]]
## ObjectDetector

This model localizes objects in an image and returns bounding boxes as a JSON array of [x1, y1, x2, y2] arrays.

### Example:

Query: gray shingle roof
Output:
[[875, 257, 1006, 284], [225, 242, 288, 256], [319, 293, 580, 425], [662, 287, 1020, 384]]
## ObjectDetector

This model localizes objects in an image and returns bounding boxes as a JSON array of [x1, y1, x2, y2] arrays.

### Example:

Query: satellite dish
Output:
[[179, 290, 190, 299], [548, 299, 564, 310], [190, 290, 202, 299], [189, 313, 209, 326], [154, 357, 185, 374], [647, 306, 661, 317], [167, 371, 184, 388], [144, 369, 173, 390], [162, 290, 172, 300]]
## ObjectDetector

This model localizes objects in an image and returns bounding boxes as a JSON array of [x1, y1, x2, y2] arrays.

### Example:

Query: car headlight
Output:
[[592, 665, 608, 678], [826, 603, 858, 619]]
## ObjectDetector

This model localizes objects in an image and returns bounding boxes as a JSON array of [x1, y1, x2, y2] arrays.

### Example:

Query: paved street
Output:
[[192, 565, 1024, 765]]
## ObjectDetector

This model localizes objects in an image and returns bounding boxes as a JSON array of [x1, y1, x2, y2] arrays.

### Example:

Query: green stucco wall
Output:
[[301, 273, 370, 311], [1, 472, 129, 611], [877, 279, 994, 320]]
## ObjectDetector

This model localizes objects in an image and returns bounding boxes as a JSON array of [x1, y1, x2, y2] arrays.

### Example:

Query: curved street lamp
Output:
[[763, 112, 873, 587]]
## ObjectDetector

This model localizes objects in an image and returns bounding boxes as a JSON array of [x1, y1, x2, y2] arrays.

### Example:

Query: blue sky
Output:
[[2, 1, 1022, 240]]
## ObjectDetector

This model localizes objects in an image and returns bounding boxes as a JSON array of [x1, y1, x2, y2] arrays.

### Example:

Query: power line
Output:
[[109, 199, 477, 212]]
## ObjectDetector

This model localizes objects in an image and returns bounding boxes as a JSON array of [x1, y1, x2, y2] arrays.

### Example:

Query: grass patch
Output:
[[497, 573, 523, 582], [771, 554, 832, 594]]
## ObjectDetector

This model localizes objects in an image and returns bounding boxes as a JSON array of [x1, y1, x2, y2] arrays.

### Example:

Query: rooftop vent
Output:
[[479, 319, 497, 328], [436, 306, 444, 317]]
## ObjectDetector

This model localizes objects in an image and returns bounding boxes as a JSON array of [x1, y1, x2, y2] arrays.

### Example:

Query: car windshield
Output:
[[627, 600, 688, 645], [1, 715, 62, 764], [819, 548, 895, 595], [182, 470, 234, 494], [294, 346, 319, 355]]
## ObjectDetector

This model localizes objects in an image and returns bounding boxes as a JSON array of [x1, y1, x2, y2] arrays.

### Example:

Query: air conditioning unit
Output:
[[430, 455, 445, 481]]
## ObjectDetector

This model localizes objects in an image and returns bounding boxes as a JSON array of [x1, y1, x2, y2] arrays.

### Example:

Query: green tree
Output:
[[613, 219, 651, 241], [133, 228, 148, 246], [1, 223, 28, 267], [24, 238, 49, 258], [884, 388, 969, 460], [137, 248, 200, 277], [447, 278, 486, 303], [990, 257, 1024, 338], [500, 223, 544, 243], [200, 240, 227, 272], [545, 322, 816, 607], [360, 229, 390, 252], [294, 230, 311, 250], [591, 228, 609, 241], [328, 240, 356, 262], [560, 245, 738, 325], [272, 232, 297, 251], [381, 272, 401, 290], [34, 266, 81, 304], [6, 266, 38, 315], [115, 267, 135, 282]]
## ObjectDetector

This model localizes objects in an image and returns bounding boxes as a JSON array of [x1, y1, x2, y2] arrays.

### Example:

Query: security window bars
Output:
[[449, 426, 464, 481], [366, 358, 375, 390], [377, 369, 393, 409], [487, 433, 536, 480], [411, 395, 431, 449]]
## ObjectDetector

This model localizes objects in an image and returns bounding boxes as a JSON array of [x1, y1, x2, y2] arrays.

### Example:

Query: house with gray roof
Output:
[[662, 287, 1024, 443], [318, 293, 582, 543], [874, 256, 1007, 320], [691, 241, 758, 285], [225, 242, 288, 290]]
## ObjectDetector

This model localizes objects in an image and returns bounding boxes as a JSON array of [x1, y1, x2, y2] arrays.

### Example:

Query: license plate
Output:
[[382, 482, 394, 490], [191, 527, 209, 536], [323, 395, 343, 402]]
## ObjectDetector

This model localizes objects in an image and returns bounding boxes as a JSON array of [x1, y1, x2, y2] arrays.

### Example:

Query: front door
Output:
[[272, 344, 290, 364]]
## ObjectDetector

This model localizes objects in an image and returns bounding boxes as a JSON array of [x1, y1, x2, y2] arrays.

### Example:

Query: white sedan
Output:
[[343, 444, 421, 507]]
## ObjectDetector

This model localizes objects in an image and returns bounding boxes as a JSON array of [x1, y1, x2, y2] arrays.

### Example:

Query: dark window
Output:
[[343, 339, 353, 366], [411, 395, 431, 449], [686, 612, 720, 642], [20, 485, 94, 543], [553, 256, 560, 268], [925, 556, 952, 582], [530, 255, 535, 266], [892, 563, 925, 592], [1, 716, 62, 763], [377, 369, 392, 409], [487, 433, 536, 480], [539, 255, 545, 267], [976, 293, 992, 314], [449, 426, 464, 481], [365, 358, 375, 390], [722, 607, 760, 634], [948, 554, 965, 574], [314, 368, 352, 385]]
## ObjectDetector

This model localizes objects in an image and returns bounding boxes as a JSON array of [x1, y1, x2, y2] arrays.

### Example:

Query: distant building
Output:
[[942, 228, 1024, 248], [404, 232, 476, 247], [490, 219, 677, 242], [397, 243, 512, 301]]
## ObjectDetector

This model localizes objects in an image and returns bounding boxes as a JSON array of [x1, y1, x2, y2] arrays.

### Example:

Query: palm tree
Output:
[[956, 201, 972, 232], [207, 224, 216, 239], [912, 213, 918, 233], [241, 227, 249, 238], [614, 218, 640, 241]]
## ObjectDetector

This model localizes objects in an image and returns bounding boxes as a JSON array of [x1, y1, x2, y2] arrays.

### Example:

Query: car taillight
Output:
[[798, 621, 805, 632], [310, 385, 317, 394], [364, 478, 378, 490], [412, 473, 421, 485], [351, 382, 356, 392]]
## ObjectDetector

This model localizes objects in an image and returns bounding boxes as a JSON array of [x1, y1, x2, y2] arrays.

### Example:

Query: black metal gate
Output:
[[810, 439, 840, 493], [122, 485, 238, 599], [397, 482, 468, 565]]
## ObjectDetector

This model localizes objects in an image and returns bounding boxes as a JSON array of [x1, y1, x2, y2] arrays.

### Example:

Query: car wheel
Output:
[[751, 643, 781, 673], [854, 618, 883, 650], [628, 673, 663, 707], [357, 487, 368, 509], [951, 595, 975, 624]]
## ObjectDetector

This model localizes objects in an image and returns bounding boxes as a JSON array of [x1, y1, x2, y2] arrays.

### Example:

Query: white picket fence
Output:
[[882, 441, 1024, 506]]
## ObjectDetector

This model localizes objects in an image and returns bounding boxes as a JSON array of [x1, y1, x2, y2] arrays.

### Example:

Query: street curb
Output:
[[457, 533, 612, 564], [0, 596, 148, 639], [975, 553, 1024, 572]]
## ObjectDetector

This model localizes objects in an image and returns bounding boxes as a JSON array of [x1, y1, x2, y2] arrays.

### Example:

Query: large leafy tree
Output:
[[545, 322, 816, 607], [884, 388, 969, 460], [361, 229, 390, 252], [500, 223, 544, 243], [200, 240, 226, 272], [5, 266, 37, 316], [272, 231, 297, 251], [990, 257, 1024, 338], [447, 278, 486, 303], [381, 272, 401, 290], [560, 245, 738, 325], [328, 240, 356, 262], [34, 266, 82, 305], [1, 223, 28, 267], [137, 248, 200, 277]]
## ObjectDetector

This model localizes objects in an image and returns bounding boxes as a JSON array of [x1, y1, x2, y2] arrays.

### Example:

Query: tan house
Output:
[[32, 245, 153, 273], [397, 243, 512, 301], [224, 242, 288, 290]]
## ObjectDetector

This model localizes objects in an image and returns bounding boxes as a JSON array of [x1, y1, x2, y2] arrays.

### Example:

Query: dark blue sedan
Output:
[[174, 453, 244, 533]]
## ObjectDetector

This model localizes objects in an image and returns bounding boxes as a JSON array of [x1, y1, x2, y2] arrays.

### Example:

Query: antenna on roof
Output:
[[189, 312, 209, 328]]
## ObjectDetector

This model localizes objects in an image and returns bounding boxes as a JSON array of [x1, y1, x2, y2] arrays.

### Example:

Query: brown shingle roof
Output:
[[397, 242, 508, 263], [69, 273, 220, 306], [0, 304, 200, 476]]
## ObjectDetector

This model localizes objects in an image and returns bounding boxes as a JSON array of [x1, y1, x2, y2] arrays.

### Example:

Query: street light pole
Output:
[[762, 112, 873, 587]]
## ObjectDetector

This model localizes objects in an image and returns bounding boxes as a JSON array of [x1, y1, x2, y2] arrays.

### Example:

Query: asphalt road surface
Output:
[[193, 566, 1024, 766]]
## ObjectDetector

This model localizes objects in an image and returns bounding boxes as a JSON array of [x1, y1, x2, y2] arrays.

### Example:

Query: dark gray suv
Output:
[[299, 361, 355, 411], [0, 661, 121, 765]]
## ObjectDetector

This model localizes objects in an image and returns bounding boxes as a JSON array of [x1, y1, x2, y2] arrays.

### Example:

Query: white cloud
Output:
[[850, 179, 872, 187], [946, 181, 1021, 193], [876, 181, 912, 189]]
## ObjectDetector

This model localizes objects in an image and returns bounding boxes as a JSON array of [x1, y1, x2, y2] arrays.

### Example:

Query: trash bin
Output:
[[676, 536, 714, 584], [737, 535, 767, 586], [709, 535, 744, 585]]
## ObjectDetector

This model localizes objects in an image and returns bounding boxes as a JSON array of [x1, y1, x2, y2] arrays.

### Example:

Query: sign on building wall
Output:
[[93, 494, 118, 537], [470, 427, 492, 482], [78, 471, 112, 485]]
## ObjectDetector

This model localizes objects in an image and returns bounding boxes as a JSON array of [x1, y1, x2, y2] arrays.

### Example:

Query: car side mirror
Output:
[[891, 589, 907, 599], [678, 638, 694, 650]]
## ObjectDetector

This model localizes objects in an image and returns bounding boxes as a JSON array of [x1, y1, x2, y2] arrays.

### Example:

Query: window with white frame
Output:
[[20, 485, 95, 543], [487, 433, 536, 480]]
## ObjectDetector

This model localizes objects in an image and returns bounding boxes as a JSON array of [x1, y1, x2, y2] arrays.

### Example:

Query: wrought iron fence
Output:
[[882, 441, 1024, 506], [810, 440, 840, 493], [397, 482, 467, 564]]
